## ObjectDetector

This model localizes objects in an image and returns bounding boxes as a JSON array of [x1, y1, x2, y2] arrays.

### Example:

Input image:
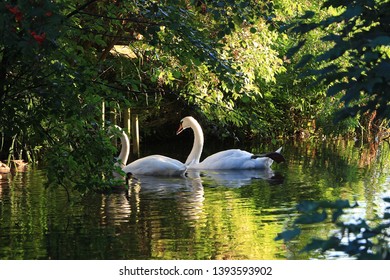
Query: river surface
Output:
[[0, 140, 389, 260]]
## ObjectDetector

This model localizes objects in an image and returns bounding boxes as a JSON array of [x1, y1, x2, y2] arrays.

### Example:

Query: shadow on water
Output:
[[1, 140, 389, 260]]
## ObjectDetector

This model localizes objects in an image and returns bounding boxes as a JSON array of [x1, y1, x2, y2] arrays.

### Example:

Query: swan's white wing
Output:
[[191, 149, 254, 169], [189, 149, 275, 170], [123, 155, 186, 176]]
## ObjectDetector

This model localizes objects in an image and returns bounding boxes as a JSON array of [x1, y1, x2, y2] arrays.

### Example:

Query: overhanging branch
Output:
[[66, 0, 100, 18]]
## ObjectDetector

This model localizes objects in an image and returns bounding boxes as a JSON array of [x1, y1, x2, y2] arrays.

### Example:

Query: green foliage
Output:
[[274, 0, 390, 257], [259, 0, 334, 138], [5, 0, 386, 193], [44, 123, 121, 193], [315, 97, 361, 137], [286, 0, 390, 122], [0, 0, 122, 191], [1, 0, 290, 191], [1, 0, 64, 162], [276, 199, 390, 259]]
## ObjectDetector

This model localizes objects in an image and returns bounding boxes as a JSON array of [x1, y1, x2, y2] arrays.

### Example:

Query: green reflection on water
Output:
[[0, 141, 389, 259]]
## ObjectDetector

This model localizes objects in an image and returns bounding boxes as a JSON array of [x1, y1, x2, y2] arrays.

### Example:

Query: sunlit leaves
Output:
[[286, 0, 390, 121]]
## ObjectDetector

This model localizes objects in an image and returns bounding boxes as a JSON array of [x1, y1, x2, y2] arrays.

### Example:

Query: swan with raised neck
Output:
[[114, 116, 204, 176], [176, 116, 204, 166], [113, 125, 130, 168]]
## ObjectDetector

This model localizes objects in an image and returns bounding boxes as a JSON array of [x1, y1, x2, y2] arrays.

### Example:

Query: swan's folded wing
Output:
[[190, 148, 285, 170], [122, 155, 186, 176], [194, 149, 254, 169]]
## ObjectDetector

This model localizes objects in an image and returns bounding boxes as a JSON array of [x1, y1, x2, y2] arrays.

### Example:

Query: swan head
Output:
[[107, 125, 122, 137], [176, 116, 196, 135]]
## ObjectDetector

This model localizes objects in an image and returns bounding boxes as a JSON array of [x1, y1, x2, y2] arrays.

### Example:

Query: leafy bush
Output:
[[287, 0, 390, 122]]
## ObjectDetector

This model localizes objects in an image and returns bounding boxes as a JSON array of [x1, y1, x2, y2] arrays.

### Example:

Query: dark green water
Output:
[[0, 140, 389, 259]]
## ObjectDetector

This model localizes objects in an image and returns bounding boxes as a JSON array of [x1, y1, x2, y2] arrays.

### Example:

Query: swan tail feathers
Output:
[[251, 148, 285, 164]]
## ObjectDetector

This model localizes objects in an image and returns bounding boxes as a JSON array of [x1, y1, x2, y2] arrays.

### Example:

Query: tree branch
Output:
[[77, 11, 162, 25], [66, 0, 100, 18]]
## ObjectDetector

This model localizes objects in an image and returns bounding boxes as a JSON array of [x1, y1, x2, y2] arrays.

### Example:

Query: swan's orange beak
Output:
[[176, 123, 184, 135]]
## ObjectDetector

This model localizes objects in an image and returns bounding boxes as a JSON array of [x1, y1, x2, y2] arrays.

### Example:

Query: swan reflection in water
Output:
[[101, 169, 284, 226], [0, 172, 14, 199], [126, 172, 205, 222], [100, 172, 204, 225], [192, 169, 284, 188]]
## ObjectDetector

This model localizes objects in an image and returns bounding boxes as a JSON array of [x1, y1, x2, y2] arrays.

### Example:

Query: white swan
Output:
[[176, 116, 204, 165], [187, 147, 284, 170], [123, 155, 186, 176], [116, 117, 203, 176], [176, 117, 285, 170], [112, 125, 130, 169], [114, 116, 284, 176]]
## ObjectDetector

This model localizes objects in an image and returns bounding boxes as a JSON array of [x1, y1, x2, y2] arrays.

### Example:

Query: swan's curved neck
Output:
[[185, 120, 204, 166], [117, 130, 130, 168]]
